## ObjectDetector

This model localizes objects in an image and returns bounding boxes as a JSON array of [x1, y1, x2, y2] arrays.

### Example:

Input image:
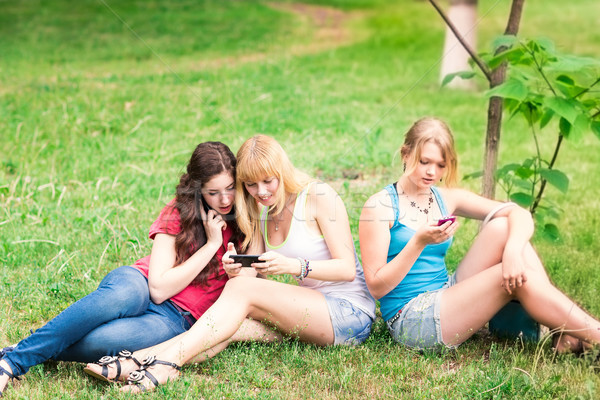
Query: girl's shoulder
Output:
[[368, 186, 394, 205], [361, 187, 395, 221], [306, 180, 336, 197]]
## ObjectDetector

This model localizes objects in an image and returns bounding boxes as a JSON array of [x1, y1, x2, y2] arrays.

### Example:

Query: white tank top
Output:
[[260, 183, 375, 319]]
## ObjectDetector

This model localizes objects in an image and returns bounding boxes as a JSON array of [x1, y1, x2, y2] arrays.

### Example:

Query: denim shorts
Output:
[[324, 295, 373, 345], [386, 274, 456, 350]]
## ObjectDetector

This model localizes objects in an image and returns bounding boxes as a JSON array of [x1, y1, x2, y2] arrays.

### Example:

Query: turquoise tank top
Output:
[[379, 183, 453, 321]]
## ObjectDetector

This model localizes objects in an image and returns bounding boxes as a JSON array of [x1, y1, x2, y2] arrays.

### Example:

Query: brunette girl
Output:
[[0, 141, 241, 395]]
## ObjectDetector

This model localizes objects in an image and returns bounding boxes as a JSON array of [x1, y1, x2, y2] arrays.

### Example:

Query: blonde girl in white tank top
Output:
[[106, 135, 375, 393]]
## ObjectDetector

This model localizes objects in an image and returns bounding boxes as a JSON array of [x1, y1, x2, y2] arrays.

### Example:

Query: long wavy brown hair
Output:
[[172, 141, 242, 286]]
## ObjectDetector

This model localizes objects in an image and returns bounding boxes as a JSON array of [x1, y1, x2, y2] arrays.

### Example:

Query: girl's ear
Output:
[[401, 152, 410, 172]]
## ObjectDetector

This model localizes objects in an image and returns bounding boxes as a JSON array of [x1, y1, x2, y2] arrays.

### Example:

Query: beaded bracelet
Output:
[[303, 259, 311, 279], [295, 257, 306, 282]]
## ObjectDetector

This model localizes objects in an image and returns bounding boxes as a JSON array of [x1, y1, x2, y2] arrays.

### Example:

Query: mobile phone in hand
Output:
[[200, 195, 213, 214], [437, 216, 456, 226], [230, 254, 262, 267]]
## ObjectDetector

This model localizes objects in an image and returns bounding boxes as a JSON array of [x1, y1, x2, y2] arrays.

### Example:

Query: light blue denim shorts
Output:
[[324, 295, 373, 345], [386, 274, 456, 350]]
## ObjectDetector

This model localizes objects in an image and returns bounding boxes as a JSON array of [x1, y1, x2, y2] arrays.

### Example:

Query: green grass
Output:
[[1, 0, 600, 398]]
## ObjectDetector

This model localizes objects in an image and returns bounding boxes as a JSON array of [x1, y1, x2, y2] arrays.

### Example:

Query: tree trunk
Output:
[[440, 0, 478, 90], [481, 0, 525, 198]]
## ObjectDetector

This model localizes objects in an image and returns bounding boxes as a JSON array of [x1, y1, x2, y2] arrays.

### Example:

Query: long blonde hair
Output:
[[400, 117, 459, 186], [235, 135, 312, 250]]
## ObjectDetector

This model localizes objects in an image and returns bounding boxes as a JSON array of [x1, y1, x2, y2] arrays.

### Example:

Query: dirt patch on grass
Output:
[[182, 2, 366, 71], [267, 2, 355, 46], [69, 2, 368, 80]]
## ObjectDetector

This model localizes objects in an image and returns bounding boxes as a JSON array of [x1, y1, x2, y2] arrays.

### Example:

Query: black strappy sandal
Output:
[[0, 347, 14, 360], [0, 363, 20, 397], [124, 355, 181, 393], [84, 350, 143, 383]]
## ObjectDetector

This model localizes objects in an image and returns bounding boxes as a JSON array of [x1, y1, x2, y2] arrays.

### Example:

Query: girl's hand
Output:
[[501, 247, 527, 295], [414, 219, 459, 246], [253, 251, 300, 276], [200, 205, 226, 248], [222, 242, 242, 276]]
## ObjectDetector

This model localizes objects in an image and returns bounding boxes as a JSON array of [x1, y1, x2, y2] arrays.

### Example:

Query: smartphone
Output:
[[200, 195, 213, 214], [230, 254, 262, 267], [437, 216, 456, 226]]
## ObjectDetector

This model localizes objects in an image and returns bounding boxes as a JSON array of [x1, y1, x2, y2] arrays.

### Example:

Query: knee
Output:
[[96, 267, 149, 311], [219, 276, 256, 304], [482, 217, 508, 239], [223, 276, 254, 291]]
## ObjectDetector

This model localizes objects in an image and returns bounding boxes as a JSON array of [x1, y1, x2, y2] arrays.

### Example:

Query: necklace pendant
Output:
[[275, 223, 279, 231]]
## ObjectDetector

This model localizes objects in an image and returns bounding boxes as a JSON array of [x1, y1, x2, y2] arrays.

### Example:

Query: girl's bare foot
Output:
[[553, 332, 584, 354], [84, 350, 143, 383], [120, 356, 181, 394]]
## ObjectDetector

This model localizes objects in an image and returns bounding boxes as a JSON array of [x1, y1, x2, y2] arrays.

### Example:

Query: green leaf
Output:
[[522, 158, 536, 169], [540, 168, 569, 193], [548, 55, 600, 73], [515, 165, 534, 180], [591, 121, 600, 140], [569, 113, 590, 141], [554, 74, 581, 97], [487, 47, 525, 69], [491, 35, 519, 52], [513, 179, 533, 191], [539, 109, 554, 129], [519, 101, 542, 124], [486, 79, 528, 101], [533, 37, 556, 53], [441, 70, 476, 87], [543, 97, 579, 124], [463, 170, 483, 180], [559, 117, 571, 137], [496, 163, 521, 176], [510, 192, 534, 207], [555, 75, 574, 86], [542, 223, 560, 241]]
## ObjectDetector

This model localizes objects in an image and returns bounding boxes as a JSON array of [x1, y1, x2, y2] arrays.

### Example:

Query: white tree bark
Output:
[[440, 0, 478, 90]]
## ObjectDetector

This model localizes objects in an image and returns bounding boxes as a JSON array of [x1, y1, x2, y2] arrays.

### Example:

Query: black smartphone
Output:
[[230, 254, 262, 267], [200, 195, 213, 214], [437, 216, 456, 226]]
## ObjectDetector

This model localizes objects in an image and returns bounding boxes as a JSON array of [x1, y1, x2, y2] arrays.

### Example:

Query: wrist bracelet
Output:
[[295, 257, 307, 282], [303, 259, 311, 279]]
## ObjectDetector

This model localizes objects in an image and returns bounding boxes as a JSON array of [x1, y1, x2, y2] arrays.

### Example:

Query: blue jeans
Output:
[[4, 266, 193, 376]]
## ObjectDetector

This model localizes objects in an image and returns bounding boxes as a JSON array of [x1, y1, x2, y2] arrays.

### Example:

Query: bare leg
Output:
[[188, 318, 283, 364], [454, 218, 507, 282], [0, 360, 15, 395], [84, 318, 282, 382], [453, 218, 589, 351], [455, 217, 550, 283], [121, 277, 333, 392], [441, 264, 600, 346]]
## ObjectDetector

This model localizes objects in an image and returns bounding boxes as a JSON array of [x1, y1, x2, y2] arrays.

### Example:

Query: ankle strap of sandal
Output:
[[140, 355, 181, 371], [0, 364, 20, 381]]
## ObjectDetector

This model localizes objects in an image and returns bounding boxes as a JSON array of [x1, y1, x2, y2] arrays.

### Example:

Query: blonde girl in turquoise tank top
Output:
[[359, 117, 600, 351]]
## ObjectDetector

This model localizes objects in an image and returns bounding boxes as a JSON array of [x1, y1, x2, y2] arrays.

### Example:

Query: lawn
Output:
[[1, 0, 599, 398]]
